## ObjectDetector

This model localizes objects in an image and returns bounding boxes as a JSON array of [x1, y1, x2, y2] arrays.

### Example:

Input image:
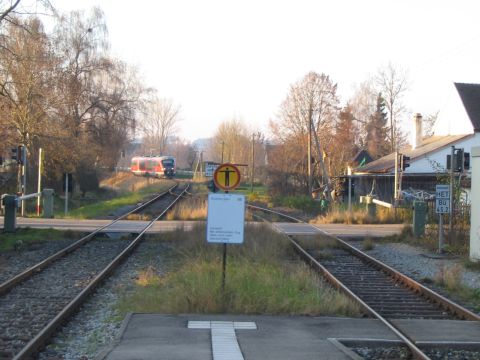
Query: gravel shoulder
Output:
[[346, 240, 480, 290]]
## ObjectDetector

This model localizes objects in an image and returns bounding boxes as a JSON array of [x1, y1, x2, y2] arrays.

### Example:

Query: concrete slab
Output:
[[98, 314, 480, 360], [98, 314, 396, 360]]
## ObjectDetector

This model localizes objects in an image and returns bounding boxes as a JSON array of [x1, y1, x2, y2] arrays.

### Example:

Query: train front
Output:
[[161, 157, 176, 178]]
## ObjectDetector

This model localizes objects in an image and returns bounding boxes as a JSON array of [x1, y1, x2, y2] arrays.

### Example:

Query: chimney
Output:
[[412, 113, 423, 149]]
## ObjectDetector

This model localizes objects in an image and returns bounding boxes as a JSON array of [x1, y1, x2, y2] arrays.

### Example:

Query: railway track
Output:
[[0, 182, 189, 359], [247, 204, 480, 360]]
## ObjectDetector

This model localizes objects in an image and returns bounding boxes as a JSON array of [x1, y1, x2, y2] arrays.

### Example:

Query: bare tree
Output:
[[273, 72, 339, 194], [0, 0, 54, 27], [349, 80, 377, 146], [209, 118, 250, 165], [423, 111, 439, 137], [375, 62, 409, 151], [141, 97, 181, 155]]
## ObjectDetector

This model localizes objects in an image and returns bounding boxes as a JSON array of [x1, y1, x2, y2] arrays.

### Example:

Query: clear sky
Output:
[[52, 0, 480, 141]]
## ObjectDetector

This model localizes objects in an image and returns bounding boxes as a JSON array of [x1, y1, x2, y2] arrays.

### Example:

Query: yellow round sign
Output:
[[213, 163, 241, 191]]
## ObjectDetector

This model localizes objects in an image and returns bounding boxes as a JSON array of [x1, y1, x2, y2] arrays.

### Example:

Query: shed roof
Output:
[[455, 83, 480, 132], [354, 134, 471, 173]]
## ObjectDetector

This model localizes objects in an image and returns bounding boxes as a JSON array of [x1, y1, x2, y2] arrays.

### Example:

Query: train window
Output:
[[162, 159, 174, 167], [139, 159, 146, 170]]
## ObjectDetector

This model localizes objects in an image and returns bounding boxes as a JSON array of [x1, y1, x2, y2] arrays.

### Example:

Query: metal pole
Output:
[[221, 189, 229, 293], [449, 145, 454, 238], [222, 243, 227, 292], [347, 167, 352, 214], [439, 214, 444, 253], [394, 151, 398, 204], [64, 174, 69, 215], [221, 141, 224, 163], [251, 133, 255, 193], [36, 148, 42, 216], [21, 146, 27, 217], [307, 115, 312, 196]]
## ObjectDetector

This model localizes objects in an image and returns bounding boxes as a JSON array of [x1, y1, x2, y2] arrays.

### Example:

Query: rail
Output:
[[12, 183, 189, 359], [0, 183, 178, 296], [247, 204, 480, 360]]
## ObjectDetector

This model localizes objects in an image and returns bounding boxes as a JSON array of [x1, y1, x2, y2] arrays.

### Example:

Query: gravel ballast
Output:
[[3, 233, 480, 359]]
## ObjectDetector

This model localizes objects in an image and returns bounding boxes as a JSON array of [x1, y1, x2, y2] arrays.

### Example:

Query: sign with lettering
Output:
[[435, 184, 450, 214], [213, 163, 241, 191], [205, 163, 219, 177], [207, 193, 245, 244]]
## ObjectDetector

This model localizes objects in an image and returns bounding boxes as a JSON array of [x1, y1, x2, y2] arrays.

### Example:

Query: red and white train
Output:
[[130, 156, 176, 178]]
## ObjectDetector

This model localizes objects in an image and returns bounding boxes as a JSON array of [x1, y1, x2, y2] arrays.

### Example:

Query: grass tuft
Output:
[[0, 228, 79, 252], [166, 197, 208, 220], [313, 206, 411, 225], [362, 238, 375, 251], [434, 264, 464, 291]]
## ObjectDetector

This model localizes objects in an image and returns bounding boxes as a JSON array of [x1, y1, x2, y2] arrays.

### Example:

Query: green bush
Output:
[[275, 195, 321, 213]]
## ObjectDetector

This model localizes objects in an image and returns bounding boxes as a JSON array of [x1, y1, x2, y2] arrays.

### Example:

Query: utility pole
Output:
[[37, 148, 43, 216], [221, 141, 225, 163], [251, 133, 255, 193], [347, 166, 352, 214], [394, 150, 399, 205], [21, 145, 27, 216], [449, 145, 454, 237], [307, 108, 313, 196]]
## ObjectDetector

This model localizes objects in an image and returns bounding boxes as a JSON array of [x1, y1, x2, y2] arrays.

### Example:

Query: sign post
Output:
[[436, 184, 450, 253], [207, 163, 243, 292]]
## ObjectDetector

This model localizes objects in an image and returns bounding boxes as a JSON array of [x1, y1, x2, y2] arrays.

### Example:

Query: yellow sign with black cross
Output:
[[213, 163, 241, 191]]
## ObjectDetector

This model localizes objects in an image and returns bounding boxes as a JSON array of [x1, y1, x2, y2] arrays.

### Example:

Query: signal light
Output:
[[447, 149, 469, 172], [11, 147, 18, 162], [12, 145, 25, 164], [400, 154, 410, 171], [464, 152, 470, 170]]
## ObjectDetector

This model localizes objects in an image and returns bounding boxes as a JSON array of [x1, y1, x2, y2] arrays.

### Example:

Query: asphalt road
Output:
[[0, 217, 404, 237]]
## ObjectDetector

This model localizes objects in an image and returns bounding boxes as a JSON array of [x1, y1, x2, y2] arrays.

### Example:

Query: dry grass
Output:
[[362, 238, 375, 251], [434, 264, 464, 291], [166, 197, 208, 220], [313, 206, 410, 225], [117, 224, 362, 316], [125, 213, 150, 220]]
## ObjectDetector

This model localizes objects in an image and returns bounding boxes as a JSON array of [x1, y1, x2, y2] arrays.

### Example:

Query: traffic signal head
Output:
[[464, 152, 470, 170], [400, 155, 411, 171], [11, 147, 18, 162]]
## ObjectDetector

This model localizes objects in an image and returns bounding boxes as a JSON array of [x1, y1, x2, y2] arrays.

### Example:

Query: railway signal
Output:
[[400, 154, 410, 171], [446, 148, 470, 172]]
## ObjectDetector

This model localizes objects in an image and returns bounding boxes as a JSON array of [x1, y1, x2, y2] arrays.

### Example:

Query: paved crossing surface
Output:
[[99, 314, 480, 360], [1, 218, 404, 238]]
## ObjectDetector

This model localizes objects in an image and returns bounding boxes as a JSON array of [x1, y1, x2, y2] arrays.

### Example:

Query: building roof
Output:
[[352, 149, 373, 166], [354, 134, 471, 174], [455, 83, 480, 132]]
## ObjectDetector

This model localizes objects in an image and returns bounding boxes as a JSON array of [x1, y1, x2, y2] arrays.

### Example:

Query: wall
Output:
[[406, 132, 480, 174]]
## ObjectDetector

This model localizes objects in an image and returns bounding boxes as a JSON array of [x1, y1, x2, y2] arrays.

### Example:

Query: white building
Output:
[[352, 82, 480, 203]]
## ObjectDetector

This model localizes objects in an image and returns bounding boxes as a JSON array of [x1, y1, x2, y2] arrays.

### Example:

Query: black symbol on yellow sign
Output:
[[214, 163, 241, 191]]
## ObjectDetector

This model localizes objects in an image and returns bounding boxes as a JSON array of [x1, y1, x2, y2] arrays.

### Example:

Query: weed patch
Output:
[[63, 180, 174, 219], [117, 224, 361, 316], [0, 228, 79, 252]]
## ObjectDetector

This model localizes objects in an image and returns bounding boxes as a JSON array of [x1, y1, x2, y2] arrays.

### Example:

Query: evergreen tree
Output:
[[365, 94, 389, 159], [332, 105, 358, 174]]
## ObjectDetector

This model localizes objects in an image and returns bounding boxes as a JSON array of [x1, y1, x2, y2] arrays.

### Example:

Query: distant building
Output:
[[351, 82, 480, 204]]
